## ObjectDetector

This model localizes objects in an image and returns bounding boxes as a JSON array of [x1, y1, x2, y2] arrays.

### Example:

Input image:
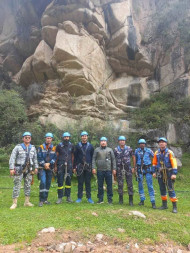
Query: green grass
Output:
[[0, 154, 190, 246]]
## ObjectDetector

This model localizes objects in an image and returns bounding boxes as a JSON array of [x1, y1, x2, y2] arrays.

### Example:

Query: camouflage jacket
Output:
[[9, 143, 38, 170]]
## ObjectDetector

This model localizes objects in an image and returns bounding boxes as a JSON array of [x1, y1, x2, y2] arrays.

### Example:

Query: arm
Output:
[[9, 146, 18, 175], [73, 145, 78, 170], [133, 154, 136, 174], [49, 146, 57, 168], [152, 152, 158, 178], [110, 149, 116, 175], [37, 146, 45, 168], [54, 151, 59, 172], [72, 145, 75, 168], [33, 147, 39, 174], [92, 148, 97, 174], [169, 151, 178, 179], [91, 145, 94, 161], [130, 148, 135, 173]]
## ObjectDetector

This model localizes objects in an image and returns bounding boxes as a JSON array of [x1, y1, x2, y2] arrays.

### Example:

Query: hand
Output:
[[132, 168, 135, 174], [10, 170, 15, 176], [34, 168, 38, 174], [44, 163, 50, 170], [171, 175, 176, 180], [112, 170, 116, 176], [92, 169, 96, 175], [153, 173, 156, 178], [73, 169, 76, 174]]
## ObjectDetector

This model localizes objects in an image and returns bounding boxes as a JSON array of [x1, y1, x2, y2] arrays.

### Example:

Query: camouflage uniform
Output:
[[114, 145, 134, 196], [9, 143, 38, 198]]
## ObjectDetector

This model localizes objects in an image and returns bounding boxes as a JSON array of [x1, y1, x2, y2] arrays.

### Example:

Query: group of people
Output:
[[9, 131, 178, 213]]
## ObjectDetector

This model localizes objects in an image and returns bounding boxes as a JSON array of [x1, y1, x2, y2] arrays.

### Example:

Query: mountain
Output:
[[0, 0, 190, 131]]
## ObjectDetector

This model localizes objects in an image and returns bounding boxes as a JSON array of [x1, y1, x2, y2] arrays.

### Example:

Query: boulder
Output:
[[18, 55, 36, 86], [42, 26, 58, 48], [129, 211, 146, 219], [109, 76, 150, 108], [105, 2, 130, 35], [169, 146, 182, 159], [41, 227, 55, 233], [52, 28, 112, 96], [167, 123, 177, 144], [32, 40, 56, 83]]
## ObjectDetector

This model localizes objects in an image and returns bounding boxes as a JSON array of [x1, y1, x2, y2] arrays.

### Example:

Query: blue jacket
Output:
[[74, 142, 94, 167], [135, 147, 154, 166], [37, 143, 56, 169], [152, 148, 177, 175]]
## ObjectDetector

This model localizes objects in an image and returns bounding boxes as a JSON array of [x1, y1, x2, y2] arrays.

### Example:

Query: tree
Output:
[[0, 90, 27, 146]]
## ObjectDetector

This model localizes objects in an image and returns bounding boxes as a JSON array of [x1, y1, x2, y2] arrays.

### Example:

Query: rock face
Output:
[[0, 0, 190, 130]]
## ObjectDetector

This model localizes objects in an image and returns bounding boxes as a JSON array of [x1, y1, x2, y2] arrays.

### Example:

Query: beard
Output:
[[63, 139, 69, 145]]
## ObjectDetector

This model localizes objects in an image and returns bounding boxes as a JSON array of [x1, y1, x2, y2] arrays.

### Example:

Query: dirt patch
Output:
[[0, 229, 189, 253]]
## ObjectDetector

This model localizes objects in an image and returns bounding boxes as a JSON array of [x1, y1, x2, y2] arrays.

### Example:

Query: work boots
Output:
[[172, 202, 177, 213], [159, 200, 168, 210], [10, 198, 17, 210], [119, 195, 123, 204], [129, 195, 133, 206], [66, 196, 73, 203], [56, 198, 62, 204], [138, 200, 144, 206], [24, 196, 34, 207], [152, 202, 156, 209]]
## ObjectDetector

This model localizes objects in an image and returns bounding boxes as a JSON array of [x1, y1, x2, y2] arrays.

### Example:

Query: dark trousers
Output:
[[97, 170, 113, 202], [57, 165, 72, 198], [39, 169, 52, 202], [77, 170, 92, 199], [117, 166, 133, 196], [158, 170, 177, 202]]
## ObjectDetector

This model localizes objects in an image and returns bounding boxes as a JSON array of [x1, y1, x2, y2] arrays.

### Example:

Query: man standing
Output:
[[152, 137, 178, 213], [114, 136, 135, 206], [92, 137, 116, 204], [37, 133, 56, 207], [9, 132, 38, 209], [55, 132, 74, 204], [134, 139, 156, 209], [74, 131, 94, 204]]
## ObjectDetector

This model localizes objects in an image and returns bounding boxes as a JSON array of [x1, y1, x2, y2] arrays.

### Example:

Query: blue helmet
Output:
[[100, 137, 107, 141], [62, 132, 71, 137], [138, 139, 146, 144], [23, 132, 32, 137], [81, 131, 88, 136], [45, 133, 53, 138], [118, 136, 126, 141], [158, 137, 167, 143]]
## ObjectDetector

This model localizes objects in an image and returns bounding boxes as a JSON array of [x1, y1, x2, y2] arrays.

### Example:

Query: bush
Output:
[[130, 91, 190, 131], [0, 90, 28, 147]]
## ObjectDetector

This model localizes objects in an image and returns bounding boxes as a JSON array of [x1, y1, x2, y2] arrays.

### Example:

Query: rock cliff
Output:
[[0, 0, 190, 130]]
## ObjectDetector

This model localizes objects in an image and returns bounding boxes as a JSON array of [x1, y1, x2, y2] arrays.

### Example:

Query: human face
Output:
[[139, 143, 145, 149], [81, 135, 88, 143], [63, 136, 70, 141], [100, 140, 107, 147], [23, 136, 31, 145], [159, 141, 167, 150], [119, 140, 125, 147], [46, 137, 52, 145]]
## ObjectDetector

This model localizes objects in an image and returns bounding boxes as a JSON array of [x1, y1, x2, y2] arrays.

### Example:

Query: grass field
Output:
[[0, 154, 190, 246]]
